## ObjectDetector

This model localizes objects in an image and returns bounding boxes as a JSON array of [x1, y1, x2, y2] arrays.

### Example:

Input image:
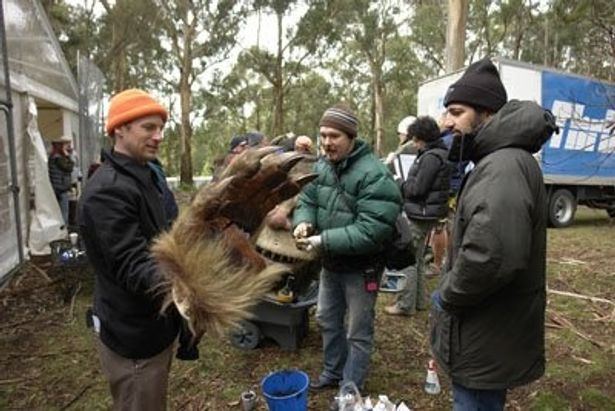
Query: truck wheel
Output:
[[230, 321, 261, 350], [548, 189, 576, 228]]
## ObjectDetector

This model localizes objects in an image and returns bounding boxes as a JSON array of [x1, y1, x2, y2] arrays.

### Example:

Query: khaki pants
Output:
[[97, 338, 174, 411]]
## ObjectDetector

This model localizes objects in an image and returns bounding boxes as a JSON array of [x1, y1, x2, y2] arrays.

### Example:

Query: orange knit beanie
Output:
[[106, 89, 168, 136]]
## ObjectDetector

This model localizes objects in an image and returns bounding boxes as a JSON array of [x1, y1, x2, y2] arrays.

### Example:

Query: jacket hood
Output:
[[471, 100, 559, 162]]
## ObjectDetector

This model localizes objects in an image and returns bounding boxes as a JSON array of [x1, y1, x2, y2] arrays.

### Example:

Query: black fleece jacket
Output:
[[78, 149, 181, 359]]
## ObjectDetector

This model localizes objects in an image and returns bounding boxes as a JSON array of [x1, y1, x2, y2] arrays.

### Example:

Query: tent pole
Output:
[[0, 0, 26, 265]]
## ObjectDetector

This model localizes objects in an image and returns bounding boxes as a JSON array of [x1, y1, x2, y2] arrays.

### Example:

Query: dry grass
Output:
[[0, 207, 613, 410]]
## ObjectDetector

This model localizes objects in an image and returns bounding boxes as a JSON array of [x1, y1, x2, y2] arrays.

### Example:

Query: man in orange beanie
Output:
[[79, 89, 194, 410]]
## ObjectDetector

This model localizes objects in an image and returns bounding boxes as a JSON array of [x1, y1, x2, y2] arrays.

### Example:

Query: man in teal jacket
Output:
[[292, 104, 401, 398]]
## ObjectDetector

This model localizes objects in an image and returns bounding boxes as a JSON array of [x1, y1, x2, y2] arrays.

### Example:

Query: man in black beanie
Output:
[[292, 104, 401, 406], [430, 57, 558, 410]]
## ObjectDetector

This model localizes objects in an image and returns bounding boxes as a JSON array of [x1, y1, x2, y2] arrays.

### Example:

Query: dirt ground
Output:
[[1, 207, 614, 410]]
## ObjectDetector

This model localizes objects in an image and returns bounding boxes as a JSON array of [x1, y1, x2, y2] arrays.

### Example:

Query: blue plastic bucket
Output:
[[261, 370, 309, 411]]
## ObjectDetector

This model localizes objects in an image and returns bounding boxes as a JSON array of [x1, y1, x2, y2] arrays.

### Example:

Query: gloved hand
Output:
[[176, 319, 200, 361], [295, 235, 322, 252], [293, 222, 313, 239]]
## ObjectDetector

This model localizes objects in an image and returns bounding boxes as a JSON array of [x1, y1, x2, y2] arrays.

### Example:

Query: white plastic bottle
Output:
[[424, 359, 441, 395]]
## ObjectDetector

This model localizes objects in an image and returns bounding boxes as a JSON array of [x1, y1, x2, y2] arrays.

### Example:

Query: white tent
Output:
[[0, 0, 104, 283]]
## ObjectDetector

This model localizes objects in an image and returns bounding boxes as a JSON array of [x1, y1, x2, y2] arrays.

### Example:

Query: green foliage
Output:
[[50, 0, 614, 177]]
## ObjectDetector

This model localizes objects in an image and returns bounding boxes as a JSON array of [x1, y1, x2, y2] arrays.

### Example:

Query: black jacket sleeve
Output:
[[402, 153, 442, 200], [80, 184, 162, 297]]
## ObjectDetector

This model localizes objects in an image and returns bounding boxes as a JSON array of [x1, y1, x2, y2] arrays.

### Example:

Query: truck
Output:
[[418, 58, 615, 227]]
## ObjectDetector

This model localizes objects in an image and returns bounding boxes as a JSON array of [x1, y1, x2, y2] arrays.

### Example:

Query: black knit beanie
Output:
[[443, 57, 507, 112], [319, 104, 358, 138]]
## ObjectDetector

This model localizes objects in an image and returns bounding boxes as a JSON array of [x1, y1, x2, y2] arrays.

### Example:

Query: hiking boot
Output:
[[384, 304, 410, 316], [310, 377, 340, 391]]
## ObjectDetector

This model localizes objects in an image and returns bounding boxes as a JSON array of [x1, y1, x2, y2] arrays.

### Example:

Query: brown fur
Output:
[[150, 148, 317, 339]]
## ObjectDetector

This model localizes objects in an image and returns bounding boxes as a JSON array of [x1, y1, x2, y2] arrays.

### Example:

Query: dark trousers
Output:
[[97, 338, 174, 411]]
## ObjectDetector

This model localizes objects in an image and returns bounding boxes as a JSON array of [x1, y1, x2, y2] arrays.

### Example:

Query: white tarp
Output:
[[26, 97, 66, 255]]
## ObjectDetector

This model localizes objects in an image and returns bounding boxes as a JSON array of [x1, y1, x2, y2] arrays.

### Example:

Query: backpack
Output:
[[384, 211, 415, 270]]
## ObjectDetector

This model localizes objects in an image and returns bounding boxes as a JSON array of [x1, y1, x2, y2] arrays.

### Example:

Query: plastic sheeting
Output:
[[3, 0, 78, 104], [27, 98, 66, 255], [0, 89, 20, 279]]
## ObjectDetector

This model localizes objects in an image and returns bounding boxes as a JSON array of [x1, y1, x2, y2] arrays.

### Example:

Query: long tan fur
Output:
[[152, 228, 286, 338]]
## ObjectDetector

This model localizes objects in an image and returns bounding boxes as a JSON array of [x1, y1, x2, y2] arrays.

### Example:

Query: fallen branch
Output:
[[4, 348, 89, 359], [60, 382, 94, 410], [548, 288, 614, 306], [0, 278, 63, 298], [0, 377, 27, 385], [545, 322, 563, 330], [30, 263, 53, 283], [547, 309, 605, 349], [67, 282, 83, 320], [0, 312, 59, 331]]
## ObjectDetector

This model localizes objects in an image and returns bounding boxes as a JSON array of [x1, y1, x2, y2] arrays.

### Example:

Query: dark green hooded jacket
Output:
[[293, 139, 401, 272], [431, 100, 557, 389]]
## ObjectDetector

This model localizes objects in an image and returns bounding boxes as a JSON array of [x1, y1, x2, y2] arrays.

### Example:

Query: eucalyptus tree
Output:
[[316, 0, 407, 155], [156, 0, 248, 185], [235, 0, 336, 137]]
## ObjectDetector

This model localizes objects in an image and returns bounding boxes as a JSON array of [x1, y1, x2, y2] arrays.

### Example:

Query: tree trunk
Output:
[[371, 64, 384, 156], [445, 0, 468, 73], [179, 72, 193, 185], [273, 10, 284, 137]]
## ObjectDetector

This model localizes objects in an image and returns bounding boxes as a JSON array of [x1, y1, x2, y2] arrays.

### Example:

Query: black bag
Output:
[[385, 212, 415, 270]]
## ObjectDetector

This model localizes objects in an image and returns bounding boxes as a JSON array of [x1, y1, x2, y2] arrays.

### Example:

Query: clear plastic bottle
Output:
[[424, 359, 441, 395]]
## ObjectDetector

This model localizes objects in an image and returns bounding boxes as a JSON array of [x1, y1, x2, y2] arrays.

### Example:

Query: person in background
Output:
[[292, 104, 400, 407], [246, 130, 266, 148], [78, 89, 196, 411], [427, 116, 472, 276], [432, 57, 556, 410], [48, 135, 75, 226], [294, 135, 314, 154], [384, 116, 450, 316]]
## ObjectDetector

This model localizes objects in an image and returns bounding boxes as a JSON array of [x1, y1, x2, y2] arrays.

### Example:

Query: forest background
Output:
[[42, 0, 614, 184]]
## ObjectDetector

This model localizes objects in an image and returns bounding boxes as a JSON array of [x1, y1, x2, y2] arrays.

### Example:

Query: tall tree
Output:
[[158, 0, 247, 184], [238, 0, 332, 137], [445, 0, 468, 72]]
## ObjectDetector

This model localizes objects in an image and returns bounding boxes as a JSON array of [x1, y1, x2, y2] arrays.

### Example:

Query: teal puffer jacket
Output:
[[293, 139, 401, 272]]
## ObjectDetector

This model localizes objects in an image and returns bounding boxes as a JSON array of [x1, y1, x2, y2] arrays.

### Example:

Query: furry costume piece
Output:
[[152, 147, 317, 339]]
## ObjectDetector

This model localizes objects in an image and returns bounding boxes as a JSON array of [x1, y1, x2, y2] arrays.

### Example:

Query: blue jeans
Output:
[[453, 382, 507, 411], [316, 267, 381, 389]]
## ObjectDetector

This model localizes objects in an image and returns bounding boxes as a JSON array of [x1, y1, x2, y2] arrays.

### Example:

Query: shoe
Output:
[[310, 377, 339, 391], [384, 304, 410, 316]]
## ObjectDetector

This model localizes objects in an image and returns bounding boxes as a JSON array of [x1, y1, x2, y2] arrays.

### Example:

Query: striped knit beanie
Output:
[[319, 104, 358, 138]]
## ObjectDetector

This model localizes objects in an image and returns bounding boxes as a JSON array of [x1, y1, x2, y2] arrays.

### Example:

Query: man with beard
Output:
[[292, 104, 400, 405], [430, 58, 558, 410]]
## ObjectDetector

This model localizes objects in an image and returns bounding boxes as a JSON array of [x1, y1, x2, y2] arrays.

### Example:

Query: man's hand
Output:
[[295, 235, 322, 252], [293, 222, 313, 239]]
